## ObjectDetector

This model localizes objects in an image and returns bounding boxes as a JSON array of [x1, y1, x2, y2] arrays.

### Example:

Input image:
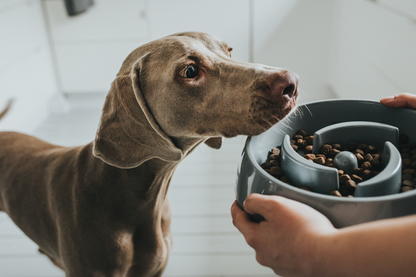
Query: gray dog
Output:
[[0, 32, 298, 277]]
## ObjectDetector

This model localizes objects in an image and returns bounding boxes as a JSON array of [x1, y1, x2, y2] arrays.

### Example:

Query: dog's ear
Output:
[[204, 137, 222, 149], [93, 58, 183, 169]]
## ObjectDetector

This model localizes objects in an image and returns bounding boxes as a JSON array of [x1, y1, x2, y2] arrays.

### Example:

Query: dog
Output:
[[0, 32, 298, 277]]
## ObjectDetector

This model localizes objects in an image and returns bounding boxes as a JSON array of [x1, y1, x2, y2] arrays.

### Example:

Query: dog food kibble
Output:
[[304, 145, 313, 154], [330, 190, 342, 197], [262, 129, 416, 197]]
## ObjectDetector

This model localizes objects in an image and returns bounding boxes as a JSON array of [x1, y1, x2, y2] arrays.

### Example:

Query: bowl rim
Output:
[[246, 98, 416, 202]]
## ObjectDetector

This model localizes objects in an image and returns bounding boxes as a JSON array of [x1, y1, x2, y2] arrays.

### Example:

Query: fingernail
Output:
[[380, 97, 394, 102]]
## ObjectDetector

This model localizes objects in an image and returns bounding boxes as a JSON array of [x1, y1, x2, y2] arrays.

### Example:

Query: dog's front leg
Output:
[[59, 230, 134, 277]]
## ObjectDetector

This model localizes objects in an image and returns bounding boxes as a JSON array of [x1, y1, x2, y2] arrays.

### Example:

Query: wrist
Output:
[[307, 229, 340, 277]]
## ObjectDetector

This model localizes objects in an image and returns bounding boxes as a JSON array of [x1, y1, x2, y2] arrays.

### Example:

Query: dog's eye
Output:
[[185, 66, 198, 78]]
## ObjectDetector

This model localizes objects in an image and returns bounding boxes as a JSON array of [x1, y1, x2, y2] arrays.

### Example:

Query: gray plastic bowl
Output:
[[236, 99, 416, 228]]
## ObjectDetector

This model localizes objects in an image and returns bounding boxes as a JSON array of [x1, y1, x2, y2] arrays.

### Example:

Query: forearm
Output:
[[313, 214, 416, 277]]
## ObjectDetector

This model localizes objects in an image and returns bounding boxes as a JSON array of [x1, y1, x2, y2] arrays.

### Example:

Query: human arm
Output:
[[231, 194, 416, 277]]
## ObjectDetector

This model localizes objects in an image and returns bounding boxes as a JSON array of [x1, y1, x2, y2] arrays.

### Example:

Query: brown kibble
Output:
[[299, 186, 311, 192], [402, 153, 411, 159], [290, 139, 296, 145], [354, 149, 364, 156], [270, 159, 280, 166], [330, 190, 342, 197], [403, 158, 411, 167], [271, 148, 281, 156], [361, 161, 372, 170], [345, 180, 357, 188], [403, 174, 413, 181], [401, 186, 413, 192], [313, 157, 325, 165], [325, 158, 334, 166], [261, 162, 270, 170], [326, 162, 336, 168], [355, 153, 364, 163], [351, 174, 363, 183], [362, 169, 372, 180], [357, 143, 368, 150], [303, 154, 315, 160], [269, 166, 282, 177], [329, 149, 341, 156], [321, 144, 332, 155], [270, 153, 280, 160], [304, 145, 313, 154], [365, 145, 377, 154], [291, 144, 299, 151], [347, 195, 354, 198], [372, 153, 380, 160], [296, 129, 308, 137], [347, 142, 358, 151], [316, 154, 326, 159], [402, 180, 414, 187], [401, 147, 411, 153], [294, 134, 303, 140], [371, 157, 381, 169], [354, 168, 363, 176], [338, 169, 344, 176], [339, 174, 351, 184], [363, 153, 373, 162], [399, 133, 409, 144], [296, 139, 304, 147], [306, 135, 314, 145], [332, 143, 341, 150], [280, 176, 291, 184], [403, 169, 415, 175]]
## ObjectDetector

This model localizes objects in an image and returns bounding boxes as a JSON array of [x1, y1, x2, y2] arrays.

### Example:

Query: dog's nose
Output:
[[267, 70, 299, 98]]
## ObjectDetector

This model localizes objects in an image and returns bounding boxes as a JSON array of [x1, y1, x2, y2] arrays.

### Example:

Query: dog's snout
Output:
[[267, 71, 299, 99]]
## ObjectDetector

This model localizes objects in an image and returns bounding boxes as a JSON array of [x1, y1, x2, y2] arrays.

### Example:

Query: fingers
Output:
[[243, 193, 285, 218], [231, 201, 258, 235], [380, 93, 416, 109]]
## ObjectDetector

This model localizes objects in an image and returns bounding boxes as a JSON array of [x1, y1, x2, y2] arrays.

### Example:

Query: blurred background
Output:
[[0, 0, 415, 276]]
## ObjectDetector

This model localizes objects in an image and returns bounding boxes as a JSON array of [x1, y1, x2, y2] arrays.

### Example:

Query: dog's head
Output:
[[93, 32, 298, 168]]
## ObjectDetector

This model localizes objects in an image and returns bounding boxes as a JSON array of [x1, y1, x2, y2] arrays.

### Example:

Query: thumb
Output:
[[243, 193, 282, 219], [380, 93, 416, 109]]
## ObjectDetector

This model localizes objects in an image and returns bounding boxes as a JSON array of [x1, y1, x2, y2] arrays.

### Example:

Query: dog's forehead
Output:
[[117, 32, 230, 76]]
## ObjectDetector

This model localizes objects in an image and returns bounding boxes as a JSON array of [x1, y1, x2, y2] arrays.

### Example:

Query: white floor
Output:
[[0, 93, 275, 277]]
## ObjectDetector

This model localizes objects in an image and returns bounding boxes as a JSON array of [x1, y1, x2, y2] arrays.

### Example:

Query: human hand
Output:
[[380, 93, 416, 109], [231, 194, 336, 277]]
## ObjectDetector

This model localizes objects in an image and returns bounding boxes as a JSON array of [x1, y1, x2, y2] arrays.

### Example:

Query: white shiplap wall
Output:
[[0, 0, 58, 133]]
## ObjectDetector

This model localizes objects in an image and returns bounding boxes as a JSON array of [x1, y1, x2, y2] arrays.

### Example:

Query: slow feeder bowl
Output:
[[236, 99, 416, 228]]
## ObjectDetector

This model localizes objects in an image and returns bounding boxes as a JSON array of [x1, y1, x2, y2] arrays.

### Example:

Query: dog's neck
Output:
[[128, 137, 204, 201]]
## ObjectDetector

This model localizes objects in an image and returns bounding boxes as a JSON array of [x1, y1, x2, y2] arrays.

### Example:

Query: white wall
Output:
[[147, 0, 337, 103], [148, 0, 250, 63], [0, 0, 59, 133], [253, 0, 337, 103], [43, 0, 149, 93], [329, 0, 416, 100]]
